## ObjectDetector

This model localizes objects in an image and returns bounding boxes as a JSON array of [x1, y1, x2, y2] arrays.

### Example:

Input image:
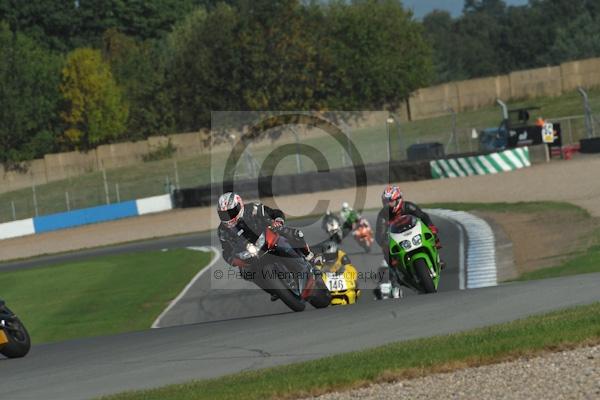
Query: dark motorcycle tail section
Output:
[[0, 301, 31, 359], [308, 277, 332, 309]]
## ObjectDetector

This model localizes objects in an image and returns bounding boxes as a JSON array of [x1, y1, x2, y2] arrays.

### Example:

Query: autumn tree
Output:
[[60, 48, 128, 149]]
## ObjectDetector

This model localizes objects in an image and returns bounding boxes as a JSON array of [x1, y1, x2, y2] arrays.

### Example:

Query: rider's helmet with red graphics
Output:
[[217, 192, 244, 228], [381, 185, 403, 215]]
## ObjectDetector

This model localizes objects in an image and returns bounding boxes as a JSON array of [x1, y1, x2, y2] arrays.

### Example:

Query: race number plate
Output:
[[0, 330, 8, 346], [325, 273, 347, 291]]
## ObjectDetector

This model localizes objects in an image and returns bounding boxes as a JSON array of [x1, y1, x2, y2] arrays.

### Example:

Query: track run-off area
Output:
[[1, 209, 600, 400]]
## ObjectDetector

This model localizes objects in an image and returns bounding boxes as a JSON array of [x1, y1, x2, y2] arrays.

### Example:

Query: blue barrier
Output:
[[33, 201, 139, 234]]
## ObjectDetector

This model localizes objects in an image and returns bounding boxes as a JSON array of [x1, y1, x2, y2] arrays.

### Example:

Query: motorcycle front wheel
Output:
[[0, 311, 31, 358], [414, 259, 436, 294]]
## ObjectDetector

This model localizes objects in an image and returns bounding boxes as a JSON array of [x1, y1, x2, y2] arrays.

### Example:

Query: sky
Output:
[[403, 0, 530, 19]]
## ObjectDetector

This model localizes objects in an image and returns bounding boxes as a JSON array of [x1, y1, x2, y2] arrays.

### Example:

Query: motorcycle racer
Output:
[[320, 240, 352, 268], [375, 185, 444, 268], [217, 192, 318, 301], [321, 210, 341, 231], [217, 192, 314, 269], [313, 241, 361, 305], [321, 211, 343, 243], [339, 202, 361, 236]]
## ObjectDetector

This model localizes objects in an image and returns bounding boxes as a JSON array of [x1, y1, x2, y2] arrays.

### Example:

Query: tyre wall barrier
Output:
[[173, 160, 432, 208], [0, 194, 173, 241], [580, 137, 600, 153], [430, 147, 531, 179]]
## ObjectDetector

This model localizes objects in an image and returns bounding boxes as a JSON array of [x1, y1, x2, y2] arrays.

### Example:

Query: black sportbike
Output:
[[236, 226, 331, 312]]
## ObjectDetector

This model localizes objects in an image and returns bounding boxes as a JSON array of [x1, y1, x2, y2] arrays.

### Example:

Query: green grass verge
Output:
[[517, 234, 600, 281], [100, 302, 600, 400], [425, 201, 600, 280], [0, 248, 212, 344]]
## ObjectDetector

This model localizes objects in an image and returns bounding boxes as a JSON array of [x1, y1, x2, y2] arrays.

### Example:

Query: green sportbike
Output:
[[387, 215, 442, 293]]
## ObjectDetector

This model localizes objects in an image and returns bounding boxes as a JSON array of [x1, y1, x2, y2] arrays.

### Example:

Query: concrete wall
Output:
[[96, 141, 150, 169], [409, 82, 460, 120], [408, 56, 600, 120], [44, 151, 98, 181], [560, 58, 600, 91], [457, 75, 511, 111], [509, 65, 563, 99]]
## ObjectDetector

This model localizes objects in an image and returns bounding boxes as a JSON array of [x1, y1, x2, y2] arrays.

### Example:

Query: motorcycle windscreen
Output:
[[389, 215, 417, 233], [0, 329, 8, 346]]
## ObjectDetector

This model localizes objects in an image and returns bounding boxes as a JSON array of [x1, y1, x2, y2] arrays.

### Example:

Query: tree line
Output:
[[2, 0, 600, 166], [423, 0, 600, 83], [0, 0, 430, 166]]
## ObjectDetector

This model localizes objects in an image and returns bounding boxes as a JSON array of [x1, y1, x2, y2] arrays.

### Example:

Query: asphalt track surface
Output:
[[155, 212, 462, 327], [1, 213, 599, 400]]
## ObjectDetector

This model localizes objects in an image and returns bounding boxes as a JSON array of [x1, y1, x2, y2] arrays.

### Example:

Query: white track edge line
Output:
[[151, 246, 221, 329]]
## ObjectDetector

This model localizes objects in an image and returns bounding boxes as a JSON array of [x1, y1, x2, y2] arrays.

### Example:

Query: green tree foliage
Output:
[[0, 0, 80, 51], [167, 0, 432, 130], [322, 0, 432, 109], [0, 0, 228, 51], [547, 11, 600, 63], [12, 0, 600, 161], [102, 29, 174, 140], [166, 5, 239, 130], [60, 48, 128, 149], [0, 22, 62, 165], [424, 0, 600, 82], [236, 0, 318, 110]]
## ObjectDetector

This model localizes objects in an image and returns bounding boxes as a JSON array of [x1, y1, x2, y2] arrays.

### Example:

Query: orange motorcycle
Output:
[[353, 217, 374, 253]]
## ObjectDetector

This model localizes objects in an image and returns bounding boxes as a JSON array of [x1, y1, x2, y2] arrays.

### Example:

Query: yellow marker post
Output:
[[542, 122, 555, 162]]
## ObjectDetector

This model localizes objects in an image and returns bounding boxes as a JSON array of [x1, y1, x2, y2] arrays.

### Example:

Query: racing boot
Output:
[[392, 286, 403, 299]]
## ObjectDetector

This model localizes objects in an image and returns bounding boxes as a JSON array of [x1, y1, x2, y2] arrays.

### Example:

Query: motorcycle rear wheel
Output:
[[414, 259, 436, 294], [0, 311, 31, 358], [272, 267, 307, 312], [275, 286, 306, 312]]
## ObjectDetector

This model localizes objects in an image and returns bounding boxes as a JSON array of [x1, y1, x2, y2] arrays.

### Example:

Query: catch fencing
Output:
[[2, 106, 599, 224]]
